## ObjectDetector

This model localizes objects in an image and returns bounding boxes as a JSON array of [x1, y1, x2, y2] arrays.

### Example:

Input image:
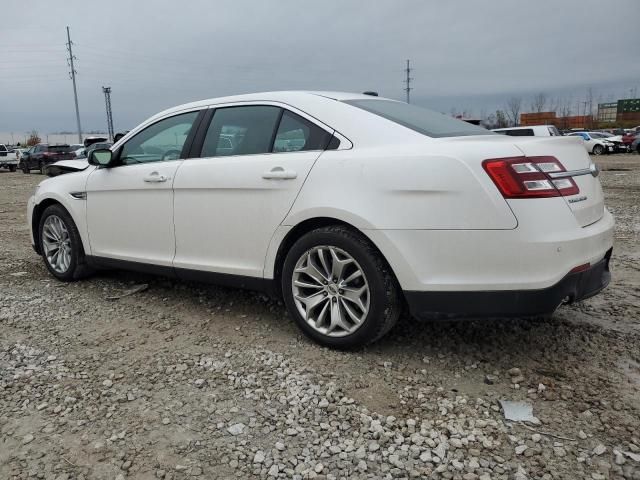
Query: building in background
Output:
[[597, 102, 617, 124], [617, 98, 640, 126]]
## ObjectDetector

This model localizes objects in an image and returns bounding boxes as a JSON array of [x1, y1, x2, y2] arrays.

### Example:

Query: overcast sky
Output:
[[1, 0, 639, 135]]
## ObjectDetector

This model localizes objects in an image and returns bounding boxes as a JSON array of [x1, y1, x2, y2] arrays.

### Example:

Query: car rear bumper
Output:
[[405, 248, 612, 319]]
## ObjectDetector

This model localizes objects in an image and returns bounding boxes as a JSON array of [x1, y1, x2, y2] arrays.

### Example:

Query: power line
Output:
[[403, 59, 412, 104], [102, 86, 114, 142], [65, 26, 82, 143]]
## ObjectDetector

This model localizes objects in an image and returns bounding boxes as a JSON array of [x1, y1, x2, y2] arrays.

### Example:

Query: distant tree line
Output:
[[477, 87, 622, 129]]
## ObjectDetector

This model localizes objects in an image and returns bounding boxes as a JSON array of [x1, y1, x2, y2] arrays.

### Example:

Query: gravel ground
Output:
[[1, 154, 639, 480]]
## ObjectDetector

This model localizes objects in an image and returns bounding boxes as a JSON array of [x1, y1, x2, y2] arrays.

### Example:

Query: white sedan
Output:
[[566, 131, 616, 155], [27, 91, 614, 348]]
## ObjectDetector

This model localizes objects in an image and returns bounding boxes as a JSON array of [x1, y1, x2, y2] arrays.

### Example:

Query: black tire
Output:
[[39, 162, 46, 175], [38, 204, 92, 281], [9, 165, 16, 172], [281, 226, 401, 349], [22, 164, 30, 174], [592, 144, 604, 155]]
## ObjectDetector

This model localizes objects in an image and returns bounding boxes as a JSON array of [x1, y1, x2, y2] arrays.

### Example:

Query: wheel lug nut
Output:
[[339, 289, 344, 295]]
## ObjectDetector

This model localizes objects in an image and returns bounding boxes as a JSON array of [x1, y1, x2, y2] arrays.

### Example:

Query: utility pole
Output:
[[66, 26, 82, 143], [403, 59, 412, 104], [102, 86, 114, 142]]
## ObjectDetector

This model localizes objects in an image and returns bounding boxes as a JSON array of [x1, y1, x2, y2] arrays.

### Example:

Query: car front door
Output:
[[85, 110, 201, 266], [172, 105, 335, 279]]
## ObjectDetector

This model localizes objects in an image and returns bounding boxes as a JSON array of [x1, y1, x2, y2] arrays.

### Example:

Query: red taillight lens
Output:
[[483, 156, 579, 199]]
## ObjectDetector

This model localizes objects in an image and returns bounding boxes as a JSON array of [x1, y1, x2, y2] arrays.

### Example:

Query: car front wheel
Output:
[[592, 144, 604, 155], [282, 226, 400, 348], [38, 204, 92, 281]]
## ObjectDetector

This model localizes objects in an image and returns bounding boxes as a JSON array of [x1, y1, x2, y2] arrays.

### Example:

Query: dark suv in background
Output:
[[20, 144, 75, 174]]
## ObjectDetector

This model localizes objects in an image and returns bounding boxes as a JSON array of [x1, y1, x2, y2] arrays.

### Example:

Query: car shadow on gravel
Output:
[[92, 268, 638, 380]]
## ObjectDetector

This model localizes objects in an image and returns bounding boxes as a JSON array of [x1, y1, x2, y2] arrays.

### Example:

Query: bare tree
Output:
[[548, 96, 560, 115], [482, 112, 497, 129], [586, 87, 595, 129], [530, 92, 548, 113], [495, 110, 509, 128], [505, 97, 523, 126], [557, 97, 573, 130], [26, 130, 41, 146]]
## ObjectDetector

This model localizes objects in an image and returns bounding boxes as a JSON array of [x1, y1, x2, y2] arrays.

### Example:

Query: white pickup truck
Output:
[[0, 144, 18, 172]]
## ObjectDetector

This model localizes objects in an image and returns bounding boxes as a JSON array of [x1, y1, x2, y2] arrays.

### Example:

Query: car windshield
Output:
[[343, 99, 493, 138]]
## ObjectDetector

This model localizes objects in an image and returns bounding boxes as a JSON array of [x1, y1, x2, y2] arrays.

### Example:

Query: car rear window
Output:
[[501, 129, 534, 136], [48, 145, 72, 153], [343, 99, 493, 138]]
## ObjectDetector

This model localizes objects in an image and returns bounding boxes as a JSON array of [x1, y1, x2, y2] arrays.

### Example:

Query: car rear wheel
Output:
[[38, 204, 92, 281], [592, 144, 604, 155], [9, 165, 16, 172], [281, 226, 400, 349]]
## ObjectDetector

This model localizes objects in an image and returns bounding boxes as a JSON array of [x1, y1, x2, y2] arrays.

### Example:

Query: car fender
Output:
[[32, 170, 93, 255]]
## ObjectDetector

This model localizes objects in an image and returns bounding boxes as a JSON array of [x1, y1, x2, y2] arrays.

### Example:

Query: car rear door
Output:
[[85, 110, 202, 266], [172, 104, 334, 279]]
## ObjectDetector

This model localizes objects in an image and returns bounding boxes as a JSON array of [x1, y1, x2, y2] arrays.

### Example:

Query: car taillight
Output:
[[482, 156, 579, 199]]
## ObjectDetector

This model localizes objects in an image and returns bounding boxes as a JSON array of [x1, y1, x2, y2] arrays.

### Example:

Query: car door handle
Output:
[[143, 173, 169, 183], [262, 167, 297, 180]]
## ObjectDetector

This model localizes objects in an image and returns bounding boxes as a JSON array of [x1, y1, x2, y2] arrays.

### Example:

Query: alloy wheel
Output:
[[42, 215, 72, 274], [292, 246, 370, 337]]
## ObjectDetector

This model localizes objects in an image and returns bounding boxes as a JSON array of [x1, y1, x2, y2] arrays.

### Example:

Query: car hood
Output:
[[45, 159, 90, 177]]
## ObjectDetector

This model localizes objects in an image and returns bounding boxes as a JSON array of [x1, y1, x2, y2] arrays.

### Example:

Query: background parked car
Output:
[[83, 136, 108, 148], [20, 144, 75, 174], [621, 131, 640, 149], [596, 132, 627, 153], [0, 144, 18, 171], [491, 125, 562, 136], [631, 136, 640, 154], [73, 142, 113, 159], [565, 131, 616, 155]]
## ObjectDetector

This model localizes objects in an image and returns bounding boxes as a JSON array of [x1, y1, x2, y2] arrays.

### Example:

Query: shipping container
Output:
[[520, 112, 557, 126]]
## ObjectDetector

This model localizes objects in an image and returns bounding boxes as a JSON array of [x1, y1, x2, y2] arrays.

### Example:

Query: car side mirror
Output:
[[88, 148, 114, 167]]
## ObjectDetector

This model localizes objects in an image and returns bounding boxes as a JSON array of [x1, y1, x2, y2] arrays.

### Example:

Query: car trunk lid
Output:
[[511, 136, 604, 227]]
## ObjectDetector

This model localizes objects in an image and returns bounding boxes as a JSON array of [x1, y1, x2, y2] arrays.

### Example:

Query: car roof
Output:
[[151, 91, 390, 118]]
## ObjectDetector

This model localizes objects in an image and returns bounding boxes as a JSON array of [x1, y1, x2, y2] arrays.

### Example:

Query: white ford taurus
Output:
[[28, 91, 614, 348]]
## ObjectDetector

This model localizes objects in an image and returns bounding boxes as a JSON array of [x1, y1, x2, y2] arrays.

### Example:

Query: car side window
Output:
[[201, 106, 281, 158], [273, 111, 334, 152], [118, 111, 199, 165]]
